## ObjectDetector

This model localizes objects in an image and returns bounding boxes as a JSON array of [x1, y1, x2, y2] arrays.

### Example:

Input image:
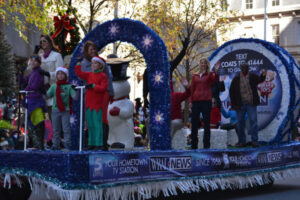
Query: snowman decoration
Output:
[[107, 56, 134, 149]]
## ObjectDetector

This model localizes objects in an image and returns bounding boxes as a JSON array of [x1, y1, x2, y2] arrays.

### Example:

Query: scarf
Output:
[[94, 68, 103, 73], [111, 96, 128, 103], [43, 50, 52, 59], [240, 72, 253, 105], [56, 80, 68, 112]]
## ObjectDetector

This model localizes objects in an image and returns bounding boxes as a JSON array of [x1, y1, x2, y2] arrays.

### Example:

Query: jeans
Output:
[[191, 101, 212, 149], [52, 110, 71, 149], [236, 103, 258, 144]]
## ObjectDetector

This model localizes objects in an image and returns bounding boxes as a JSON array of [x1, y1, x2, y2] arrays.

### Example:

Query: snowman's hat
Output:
[[106, 54, 130, 81]]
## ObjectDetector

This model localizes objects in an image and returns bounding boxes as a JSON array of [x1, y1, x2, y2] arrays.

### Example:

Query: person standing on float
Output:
[[39, 34, 64, 120], [81, 41, 114, 98], [229, 63, 266, 148], [75, 56, 109, 150], [170, 78, 190, 139], [80, 41, 114, 150], [19, 55, 47, 150], [46, 67, 77, 150], [190, 58, 219, 149]]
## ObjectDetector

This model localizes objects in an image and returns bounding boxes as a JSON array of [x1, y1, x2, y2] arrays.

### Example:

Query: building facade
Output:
[[222, 0, 300, 64], [0, 18, 41, 65]]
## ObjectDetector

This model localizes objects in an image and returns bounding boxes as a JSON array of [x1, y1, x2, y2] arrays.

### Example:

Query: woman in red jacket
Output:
[[190, 58, 219, 149]]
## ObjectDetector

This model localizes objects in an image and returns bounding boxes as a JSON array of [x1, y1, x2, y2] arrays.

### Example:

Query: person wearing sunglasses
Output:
[[38, 34, 64, 120]]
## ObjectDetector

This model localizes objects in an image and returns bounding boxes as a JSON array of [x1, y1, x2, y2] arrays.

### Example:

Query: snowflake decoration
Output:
[[273, 59, 283, 74], [225, 46, 234, 53], [109, 23, 119, 37], [71, 80, 79, 86], [152, 71, 164, 86], [154, 111, 164, 125], [142, 34, 153, 49], [70, 114, 77, 127], [79, 43, 84, 54]]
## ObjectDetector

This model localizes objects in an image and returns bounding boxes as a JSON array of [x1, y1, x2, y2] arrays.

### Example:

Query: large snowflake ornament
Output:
[[71, 80, 79, 86], [152, 71, 164, 86], [70, 114, 78, 127], [273, 59, 283, 74], [154, 111, 164, 125], [79, 43, 84, 54], [142, 34, 153, 49], [109, 23, 119, 37]]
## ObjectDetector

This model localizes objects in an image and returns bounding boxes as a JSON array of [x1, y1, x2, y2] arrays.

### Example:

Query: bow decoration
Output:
[[52, 14, 75, 39]]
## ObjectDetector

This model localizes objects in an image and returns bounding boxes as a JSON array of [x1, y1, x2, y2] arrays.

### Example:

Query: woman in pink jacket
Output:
[[190, 58, 219, 149]]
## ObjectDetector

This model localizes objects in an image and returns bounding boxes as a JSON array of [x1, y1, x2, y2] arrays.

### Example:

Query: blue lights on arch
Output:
[[68, 18, 171, 150]]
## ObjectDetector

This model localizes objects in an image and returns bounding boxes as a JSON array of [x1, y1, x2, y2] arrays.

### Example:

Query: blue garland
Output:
[[1, 142, 300, 190], [1, 163, 300, 190], [2, 145, 300, 190], [209, 38, 300, 144], [68, 18, 171, 150]]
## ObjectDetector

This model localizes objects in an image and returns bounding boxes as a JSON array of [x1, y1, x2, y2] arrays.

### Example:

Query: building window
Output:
[[245, 0, 253, 9], [272, 24, 280, 45], [242, 26, 255, 38], [272, 0, 280, 6]]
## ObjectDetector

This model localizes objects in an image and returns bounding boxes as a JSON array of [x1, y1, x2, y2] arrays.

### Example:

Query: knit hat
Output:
[[56, 67, 68, 77], [92, 56, 106, 66]]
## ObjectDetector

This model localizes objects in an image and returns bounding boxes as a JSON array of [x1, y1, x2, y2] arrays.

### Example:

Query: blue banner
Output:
[[89, 145, 300, 183]]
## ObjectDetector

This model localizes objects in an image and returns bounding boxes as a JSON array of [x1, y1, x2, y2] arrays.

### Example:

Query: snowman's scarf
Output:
[[111, 96, 128, 103]]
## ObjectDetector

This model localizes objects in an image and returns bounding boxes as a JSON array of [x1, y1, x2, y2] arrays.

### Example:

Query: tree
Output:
[[141, 0, 237, 122], [0, 29, 16, 100], [50, 0, 112, 35], [0, 0, 53, 41], [142, 0, 236, 75]]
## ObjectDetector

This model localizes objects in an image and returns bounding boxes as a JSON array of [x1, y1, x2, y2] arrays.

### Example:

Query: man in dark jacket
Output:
[[229, 63, 266, 147]]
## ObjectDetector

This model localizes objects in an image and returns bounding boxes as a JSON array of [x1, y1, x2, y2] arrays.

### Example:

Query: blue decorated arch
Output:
[[68, 18, 171, 150]]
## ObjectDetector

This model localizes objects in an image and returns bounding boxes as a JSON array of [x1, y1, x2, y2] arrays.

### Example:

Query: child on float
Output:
[[46, 67, 77, 150], [75, 56, 109, 151], [210, 98, 221, 129], [170, 78, 190, 138], [18, 55, 47, 150]]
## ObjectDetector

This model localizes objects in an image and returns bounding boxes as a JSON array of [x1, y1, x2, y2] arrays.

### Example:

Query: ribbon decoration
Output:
[[52, 14, 75, 39]]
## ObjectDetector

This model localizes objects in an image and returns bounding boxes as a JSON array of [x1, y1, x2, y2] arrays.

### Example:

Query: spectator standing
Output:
[[0, 101, 6, 120]]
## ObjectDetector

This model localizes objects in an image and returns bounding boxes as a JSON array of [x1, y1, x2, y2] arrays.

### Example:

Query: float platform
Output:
[[1, 143, 300, 199]]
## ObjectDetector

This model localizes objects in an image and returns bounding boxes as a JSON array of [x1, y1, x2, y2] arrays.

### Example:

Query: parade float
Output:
[[0, 19, 300, 200]]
